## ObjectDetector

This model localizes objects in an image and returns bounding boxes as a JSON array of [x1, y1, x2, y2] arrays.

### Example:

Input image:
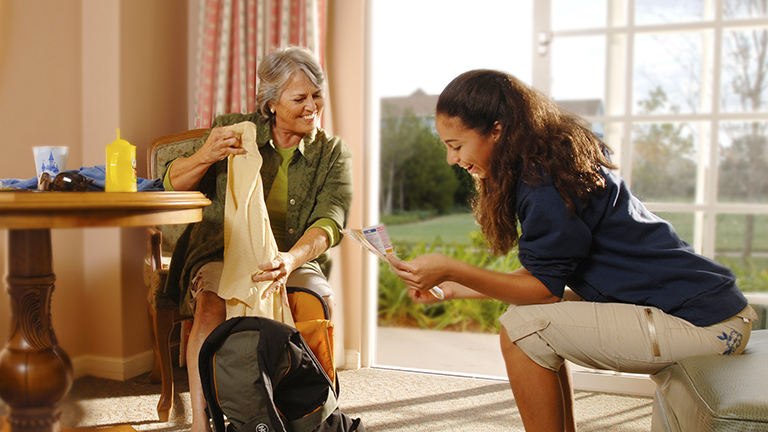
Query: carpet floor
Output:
[[1, 366, 653, 431]]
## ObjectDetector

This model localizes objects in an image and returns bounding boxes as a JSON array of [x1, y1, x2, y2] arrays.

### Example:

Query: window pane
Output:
[[653, 212, 696, 245], [602, 122, 624, 169], [724, 0, 768, 19], [635, 0, 708, 25], [631, 122, 700, 202], [718, 121, 768, 203], [552, 0, 606, 30], [634, 32, 711, 115], [552, 36, 606, 104], [372, 0, 537, 378], [721, 27, 768, 113], [715, 213, 768, 292]]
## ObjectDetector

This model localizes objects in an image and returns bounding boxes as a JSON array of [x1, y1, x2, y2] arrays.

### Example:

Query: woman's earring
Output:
[[270, 107, 276, 114]]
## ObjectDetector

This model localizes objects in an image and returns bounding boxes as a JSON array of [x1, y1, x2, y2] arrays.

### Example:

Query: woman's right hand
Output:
[[195, 127, 247, 166], [168, 127, 248, 191]]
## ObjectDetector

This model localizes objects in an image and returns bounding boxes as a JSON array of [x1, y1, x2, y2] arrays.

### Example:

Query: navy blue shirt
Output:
[[516, 166, 748, 327]]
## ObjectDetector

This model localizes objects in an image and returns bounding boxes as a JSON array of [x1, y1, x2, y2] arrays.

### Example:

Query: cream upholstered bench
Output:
[[650, 303, 768, 432]]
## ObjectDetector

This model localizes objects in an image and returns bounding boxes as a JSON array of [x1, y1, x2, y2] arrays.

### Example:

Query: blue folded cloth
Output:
[[1, 165, 165, 191]]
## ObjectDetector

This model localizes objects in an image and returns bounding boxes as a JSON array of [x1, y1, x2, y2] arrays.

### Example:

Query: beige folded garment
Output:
[[217, 121, 294, 326]]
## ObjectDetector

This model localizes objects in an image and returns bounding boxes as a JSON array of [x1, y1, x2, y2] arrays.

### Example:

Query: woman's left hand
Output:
[[253, 252, 298, 304], [386, 253, 454, 292]]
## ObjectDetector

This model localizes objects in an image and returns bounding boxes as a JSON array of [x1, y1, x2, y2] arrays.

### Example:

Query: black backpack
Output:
[[199, 316, 365, 432]]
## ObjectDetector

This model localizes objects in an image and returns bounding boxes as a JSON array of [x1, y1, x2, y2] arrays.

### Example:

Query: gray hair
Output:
[[256, 46, 325, 124]]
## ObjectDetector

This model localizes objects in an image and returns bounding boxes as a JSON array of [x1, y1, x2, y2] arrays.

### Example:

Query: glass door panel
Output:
[[721, 27, 768, 113], [718, 121, 768, 204], [371, 0, 533, 379], [635, 0, 710, 25], [552, 0, 607, 30], [633, 31, 713, 115], [551, 35, 607, 104], [724, 0, 768, 19], [630, 122, 703, 203]]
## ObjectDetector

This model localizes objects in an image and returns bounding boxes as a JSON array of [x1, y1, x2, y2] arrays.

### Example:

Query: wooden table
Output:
[[0, 191, 210, 432]]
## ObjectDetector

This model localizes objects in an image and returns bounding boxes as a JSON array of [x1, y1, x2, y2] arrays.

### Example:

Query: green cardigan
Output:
[[163, 113, 353, 315]]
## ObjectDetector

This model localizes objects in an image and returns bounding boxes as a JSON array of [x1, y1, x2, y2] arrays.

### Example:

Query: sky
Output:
[[369, 0, 713, 108], [371, 0, 533, 99]]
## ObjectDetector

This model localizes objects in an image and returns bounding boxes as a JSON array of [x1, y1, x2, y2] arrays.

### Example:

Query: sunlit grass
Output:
[[386, 213, 478, 247]]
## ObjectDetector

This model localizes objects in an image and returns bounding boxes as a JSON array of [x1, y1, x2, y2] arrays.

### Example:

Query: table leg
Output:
[[0, 229, 73, 432]]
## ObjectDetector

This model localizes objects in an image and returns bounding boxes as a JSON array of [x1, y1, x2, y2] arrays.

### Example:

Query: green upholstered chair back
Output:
[[148, 129, 207, 251]]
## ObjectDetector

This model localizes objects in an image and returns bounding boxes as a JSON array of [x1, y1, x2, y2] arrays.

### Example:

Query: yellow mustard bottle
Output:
[[105, 128, 137, 192]]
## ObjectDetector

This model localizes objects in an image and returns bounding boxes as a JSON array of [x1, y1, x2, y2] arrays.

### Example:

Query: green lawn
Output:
[[387, 211, 768, 253], [386, 213, 480, 246]]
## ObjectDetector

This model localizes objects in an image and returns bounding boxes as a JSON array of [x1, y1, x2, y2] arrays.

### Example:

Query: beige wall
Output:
[[0, 0, 368, 378], [0, 0, 189, 379], [0, 0, 88, 365]]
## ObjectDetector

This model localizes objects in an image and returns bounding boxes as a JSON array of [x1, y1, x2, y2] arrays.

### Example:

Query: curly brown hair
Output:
[[436, 70, 616, 255]]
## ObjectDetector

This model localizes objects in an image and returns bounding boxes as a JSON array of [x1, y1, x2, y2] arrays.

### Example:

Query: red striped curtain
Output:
[[194, 0, 327, 128]]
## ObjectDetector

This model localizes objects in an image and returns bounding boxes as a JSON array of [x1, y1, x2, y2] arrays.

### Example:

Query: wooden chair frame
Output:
[[146, 128, 207, 422]]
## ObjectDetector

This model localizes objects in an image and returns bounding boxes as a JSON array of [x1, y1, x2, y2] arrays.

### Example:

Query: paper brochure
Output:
[[343, 223, 445, 300]]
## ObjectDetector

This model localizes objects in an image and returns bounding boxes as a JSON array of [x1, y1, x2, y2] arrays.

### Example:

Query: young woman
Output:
[[387, 69, 757, 432]]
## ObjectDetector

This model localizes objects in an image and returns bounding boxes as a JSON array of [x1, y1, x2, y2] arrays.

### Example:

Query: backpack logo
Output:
[[255, 424, 269, 432]]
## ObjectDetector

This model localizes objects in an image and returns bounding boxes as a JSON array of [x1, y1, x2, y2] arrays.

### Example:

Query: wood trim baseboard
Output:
[[71, 350, 155, 381]]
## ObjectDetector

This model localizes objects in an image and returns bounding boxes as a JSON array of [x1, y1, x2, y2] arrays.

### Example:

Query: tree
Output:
[[720, 0, 768, 263], [379, 104, 419, 215], [632, 87, 697, 202], [399, 126, 459, 214], [379, 104, 468, 215]]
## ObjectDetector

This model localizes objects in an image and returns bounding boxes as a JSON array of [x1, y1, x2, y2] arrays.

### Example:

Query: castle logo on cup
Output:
[[33, 146, 68, 189]]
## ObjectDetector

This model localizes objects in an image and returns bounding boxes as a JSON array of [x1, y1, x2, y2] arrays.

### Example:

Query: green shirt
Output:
[[162, 113, 353, 315], [265, 145, 338, 251]]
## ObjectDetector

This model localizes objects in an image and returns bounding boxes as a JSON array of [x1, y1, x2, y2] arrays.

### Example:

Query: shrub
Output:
[[378, 234, 520, 334], [718, 257, 768, 292]]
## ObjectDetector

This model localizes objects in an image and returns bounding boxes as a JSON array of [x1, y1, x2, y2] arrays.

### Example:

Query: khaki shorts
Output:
[[189, 261, 332, 314], [498, 299, 757, 374]]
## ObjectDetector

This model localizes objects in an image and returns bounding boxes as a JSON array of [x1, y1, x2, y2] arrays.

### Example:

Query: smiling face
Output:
[[436, 114, 500, 179], [270, 71, 325, 141]]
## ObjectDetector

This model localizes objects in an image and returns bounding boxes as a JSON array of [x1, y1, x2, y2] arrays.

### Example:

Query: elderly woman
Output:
[[161, 46, 352, 432]]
